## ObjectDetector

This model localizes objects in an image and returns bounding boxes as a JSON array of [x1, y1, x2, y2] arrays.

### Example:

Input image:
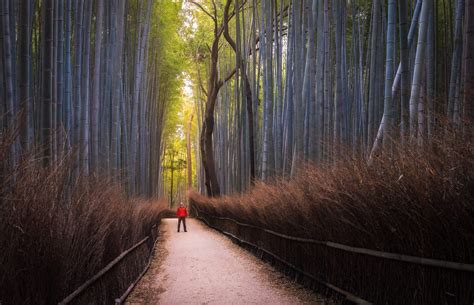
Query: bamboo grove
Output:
[[0, 0, 184, 197], [187, 0, 473, 196]]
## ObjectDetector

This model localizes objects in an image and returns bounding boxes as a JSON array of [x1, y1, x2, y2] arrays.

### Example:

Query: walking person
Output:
[[177, 202, 188, 232]]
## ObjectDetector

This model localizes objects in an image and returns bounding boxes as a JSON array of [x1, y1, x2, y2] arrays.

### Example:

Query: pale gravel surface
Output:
[[126, 218, 331, 305]]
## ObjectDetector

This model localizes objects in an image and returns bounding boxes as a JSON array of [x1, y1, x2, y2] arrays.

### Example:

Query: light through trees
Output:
[[1, 0, 472, 199]]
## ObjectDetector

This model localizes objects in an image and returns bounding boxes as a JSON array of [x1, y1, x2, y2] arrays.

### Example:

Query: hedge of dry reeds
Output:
[[0, 134, 166, 304], [190, 135, 474, 304]]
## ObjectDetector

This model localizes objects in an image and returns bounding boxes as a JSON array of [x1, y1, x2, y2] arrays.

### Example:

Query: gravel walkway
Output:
[[125, 218, 330, 305]]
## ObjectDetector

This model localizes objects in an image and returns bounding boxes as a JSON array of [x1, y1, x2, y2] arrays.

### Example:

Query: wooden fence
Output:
[[58, 225, 160, 305], [193, 207, 474, 305]]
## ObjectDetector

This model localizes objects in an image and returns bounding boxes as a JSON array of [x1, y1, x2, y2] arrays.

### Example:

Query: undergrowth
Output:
[[190, 133, 474, 263], [0, 131, 166, 304], [190, 132, 474, 303]]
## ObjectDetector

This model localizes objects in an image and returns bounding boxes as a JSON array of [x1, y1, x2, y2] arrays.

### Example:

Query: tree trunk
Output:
[[368, 0, 381, 152], [382, 0, 396, 147], [19, 0, 33, 151], [463, 0, 474, 136], [64, 0, 72, 151], [187, 114, 193, 189], [200, 35, 222, 196], [448, 0, 465, 121], [42, 0, 54, 164], [111, 0, 125, 174], [73, 0, 84, 153], [398, 0, 413, 143], [91, 0, 104, 171], [315, 0, 325, 163], [409, 0, 431, 140], [80, 0, 92, 175], [262, 0, 274, 179], [1, 0, 18, 167]]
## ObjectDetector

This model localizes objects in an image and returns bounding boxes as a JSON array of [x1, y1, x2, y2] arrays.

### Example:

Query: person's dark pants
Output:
[[178, 217, 187, 232]]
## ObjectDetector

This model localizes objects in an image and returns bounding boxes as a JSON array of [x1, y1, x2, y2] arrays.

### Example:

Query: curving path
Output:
[[125, 218, 329, 305]]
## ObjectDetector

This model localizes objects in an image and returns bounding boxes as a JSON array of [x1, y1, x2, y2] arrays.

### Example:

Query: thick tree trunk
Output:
[[129, 0, 152, 194], [201, 36, 222, 197], [369, 0, 396, 160]]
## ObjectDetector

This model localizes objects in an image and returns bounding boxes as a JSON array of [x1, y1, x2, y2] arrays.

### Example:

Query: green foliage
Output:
[[149, 0, 186, 140], [149, 1, 202, 204]]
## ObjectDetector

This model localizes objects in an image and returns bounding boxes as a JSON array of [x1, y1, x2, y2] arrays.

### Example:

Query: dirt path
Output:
[[126, 218, 329, 305]]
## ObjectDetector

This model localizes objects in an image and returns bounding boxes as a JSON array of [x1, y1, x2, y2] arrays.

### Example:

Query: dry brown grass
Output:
[[191, 134, 474, 260], [0, 135, 166, 304], [190, 133, 474, 303]]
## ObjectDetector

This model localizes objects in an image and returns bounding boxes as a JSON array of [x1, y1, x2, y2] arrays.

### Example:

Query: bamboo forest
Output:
[[1, 0, 473, 304]]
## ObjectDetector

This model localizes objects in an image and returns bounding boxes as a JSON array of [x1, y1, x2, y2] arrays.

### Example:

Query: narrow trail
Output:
[[125, 218, 328, 305]]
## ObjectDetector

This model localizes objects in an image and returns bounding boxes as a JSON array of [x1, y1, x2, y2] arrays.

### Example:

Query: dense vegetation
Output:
[[1, 0, 473, 303], [184, 0, 473, 196], [187, 0, 473, 302], [0, 0, 186, 197], [190, 129, 474, 269], [0, 1, 179, 303], [0, 128, 166, 304], [190, 132, 474, 303]]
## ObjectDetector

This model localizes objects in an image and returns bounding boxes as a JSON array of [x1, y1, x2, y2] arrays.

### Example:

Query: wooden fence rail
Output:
[[194, 211, 372, 305], [58, 225, 158, 305], [195, 211, 474, 273], [192, 206, 474, 305]]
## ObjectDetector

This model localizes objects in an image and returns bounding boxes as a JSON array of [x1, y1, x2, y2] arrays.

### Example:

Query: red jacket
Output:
[[177, 207, 188, 217]]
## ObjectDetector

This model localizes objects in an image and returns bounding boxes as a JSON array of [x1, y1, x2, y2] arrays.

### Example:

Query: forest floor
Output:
[[125, 218, 330, 304]]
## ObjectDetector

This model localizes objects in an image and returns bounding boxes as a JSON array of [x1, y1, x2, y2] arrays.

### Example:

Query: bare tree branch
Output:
[[189, 1, 216, 22], [217, 67, 237, 90]]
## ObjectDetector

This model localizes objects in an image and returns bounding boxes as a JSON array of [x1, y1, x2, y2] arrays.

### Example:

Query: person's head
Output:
[[179, 202, 184, 207]]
